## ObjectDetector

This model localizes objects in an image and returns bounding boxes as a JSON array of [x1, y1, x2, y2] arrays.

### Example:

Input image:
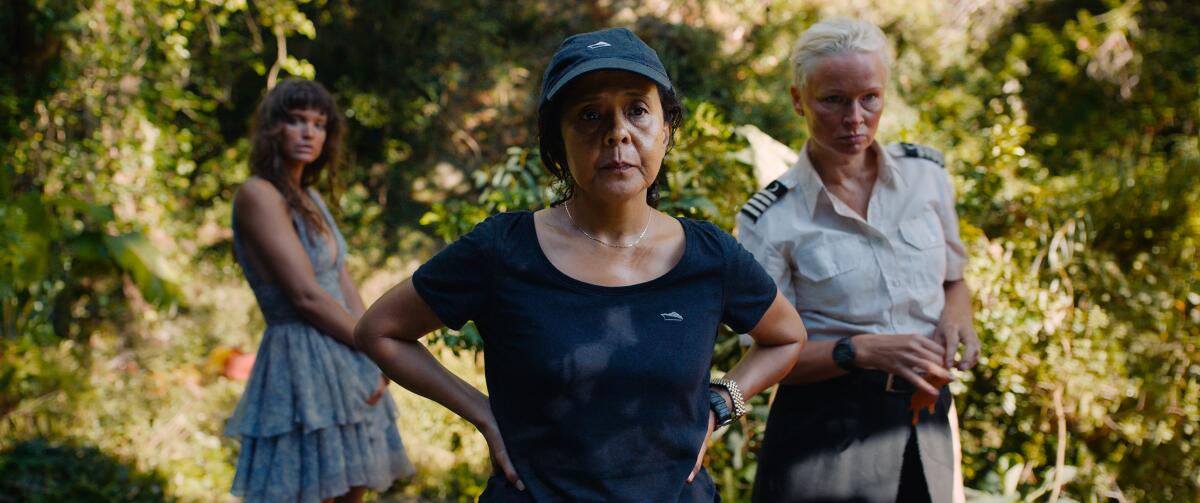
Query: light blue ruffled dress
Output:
[[226, 188, 415, 502]]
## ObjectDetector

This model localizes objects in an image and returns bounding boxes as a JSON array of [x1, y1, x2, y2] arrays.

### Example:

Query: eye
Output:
[[861, 94, 878, 103], [821, 96, 844, 105], [580, 109, 601, 121]]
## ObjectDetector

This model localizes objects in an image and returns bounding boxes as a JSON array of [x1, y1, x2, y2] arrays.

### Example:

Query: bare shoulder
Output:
[[234, 177, 291, 227]]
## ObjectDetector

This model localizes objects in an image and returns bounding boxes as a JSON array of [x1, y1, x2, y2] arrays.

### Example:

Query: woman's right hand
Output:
[[852, 334, 953, 396], [475, 412, 526, 491]]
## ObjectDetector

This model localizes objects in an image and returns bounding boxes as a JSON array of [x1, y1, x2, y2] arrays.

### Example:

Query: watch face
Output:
[[834, 338, 855, 369]]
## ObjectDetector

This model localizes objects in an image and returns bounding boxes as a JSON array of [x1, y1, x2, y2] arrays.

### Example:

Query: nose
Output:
[[844, 101, 865, 127], [603, 112, 633, 146]]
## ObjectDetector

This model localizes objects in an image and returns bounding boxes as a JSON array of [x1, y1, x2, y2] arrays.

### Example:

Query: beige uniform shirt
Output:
[[737, 141, 967, 342]]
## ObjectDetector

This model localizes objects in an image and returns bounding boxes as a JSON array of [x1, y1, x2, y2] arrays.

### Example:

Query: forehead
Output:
[[287, 108, 328, 119], [559, 70, 659, 102], [805, 52, 887, 93]]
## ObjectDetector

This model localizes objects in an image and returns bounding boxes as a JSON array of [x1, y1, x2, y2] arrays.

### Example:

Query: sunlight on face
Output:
[[791, 51, 888, 158], [280, 108, 327, 167], [558, 70, 670, 203]]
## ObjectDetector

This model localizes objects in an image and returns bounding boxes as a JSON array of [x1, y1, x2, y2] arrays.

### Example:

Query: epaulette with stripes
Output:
[[897, 142, 945, 168], [739, 180, 789, 224]]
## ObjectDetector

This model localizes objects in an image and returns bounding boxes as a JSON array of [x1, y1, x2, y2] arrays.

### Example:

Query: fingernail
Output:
[[517, 480, 526, 491]]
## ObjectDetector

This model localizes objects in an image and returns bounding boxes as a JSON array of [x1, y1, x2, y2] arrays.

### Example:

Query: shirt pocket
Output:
[[792, 236, 867, 307], [897, 209, 947, 286], [795, 242, 860, 281]]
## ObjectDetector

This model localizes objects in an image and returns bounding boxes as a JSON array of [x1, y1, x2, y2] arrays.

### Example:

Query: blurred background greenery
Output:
[[1, 0, 1197, 501]]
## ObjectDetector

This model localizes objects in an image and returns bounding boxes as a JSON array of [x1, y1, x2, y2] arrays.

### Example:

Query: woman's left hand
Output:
[[933, 317, 980, 370], [365, 373, 389, 405], [687, 410, 716, 483]]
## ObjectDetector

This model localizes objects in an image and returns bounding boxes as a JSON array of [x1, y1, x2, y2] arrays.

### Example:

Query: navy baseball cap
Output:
[[538, 27, 673, 110]]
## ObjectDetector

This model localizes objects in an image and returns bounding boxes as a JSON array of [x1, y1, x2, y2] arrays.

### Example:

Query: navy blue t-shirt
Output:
[[412, 211, 776, 502]]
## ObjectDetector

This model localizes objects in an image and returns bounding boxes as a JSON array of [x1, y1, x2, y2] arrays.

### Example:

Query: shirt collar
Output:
[[876, 141, 908, 189], [790, 140, 907, 216]]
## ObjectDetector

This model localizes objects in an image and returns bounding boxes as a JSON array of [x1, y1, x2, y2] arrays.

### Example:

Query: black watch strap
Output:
[[833, 337, 858, 372], [708, 389, 734, 426]]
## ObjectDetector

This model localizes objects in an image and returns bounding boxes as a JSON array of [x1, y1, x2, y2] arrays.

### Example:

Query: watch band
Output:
[[709, 377, 748, 419], [708, 389, 734, 427]]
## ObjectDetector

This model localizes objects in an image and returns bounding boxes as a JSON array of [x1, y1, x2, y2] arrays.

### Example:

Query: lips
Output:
[[599, 160, 637, 171]]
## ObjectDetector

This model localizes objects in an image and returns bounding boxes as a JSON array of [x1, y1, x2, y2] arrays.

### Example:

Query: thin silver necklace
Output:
[[563, 201, 652, 249]]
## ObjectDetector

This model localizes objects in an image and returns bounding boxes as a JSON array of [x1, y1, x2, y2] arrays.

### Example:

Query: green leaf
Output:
[[102, 233, 182, 308]]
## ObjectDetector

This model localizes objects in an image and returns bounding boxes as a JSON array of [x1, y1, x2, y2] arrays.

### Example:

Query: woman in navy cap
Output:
[[355, 28, 808, 502]]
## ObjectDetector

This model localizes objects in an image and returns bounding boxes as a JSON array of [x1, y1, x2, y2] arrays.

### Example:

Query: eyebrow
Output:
[[818, 86, 883, 95]]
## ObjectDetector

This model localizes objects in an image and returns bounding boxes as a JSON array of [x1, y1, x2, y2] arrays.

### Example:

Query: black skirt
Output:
[[751, 372, 955, 503]]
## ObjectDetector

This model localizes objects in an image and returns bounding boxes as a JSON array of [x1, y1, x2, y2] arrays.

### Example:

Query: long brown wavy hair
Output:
[[249, 78, 344, 236]]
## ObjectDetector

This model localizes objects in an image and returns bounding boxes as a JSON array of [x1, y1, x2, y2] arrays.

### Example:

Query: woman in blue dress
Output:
[[355, 29, 808, 502], [225, 79, 415, 503]]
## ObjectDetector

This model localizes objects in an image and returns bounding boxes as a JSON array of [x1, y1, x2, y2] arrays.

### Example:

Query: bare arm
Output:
[[235, 179, 356, 346], [780, 281, 966, 394], [935, 279, 980, 370], [690, 291, 805, 482], [722, 291, 807, 398], [354, 279, 525, 490]]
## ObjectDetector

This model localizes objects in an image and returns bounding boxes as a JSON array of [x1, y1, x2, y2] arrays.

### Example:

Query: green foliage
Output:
[[0, 439, 174, 502], [2, 0, 1198, 501]]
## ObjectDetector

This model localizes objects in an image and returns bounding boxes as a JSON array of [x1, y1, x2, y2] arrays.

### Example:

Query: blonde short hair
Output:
[[790, 17, 892, 93]]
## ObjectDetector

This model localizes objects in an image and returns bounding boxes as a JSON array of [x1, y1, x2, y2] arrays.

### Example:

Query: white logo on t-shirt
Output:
[[660, 311, 684, 322]]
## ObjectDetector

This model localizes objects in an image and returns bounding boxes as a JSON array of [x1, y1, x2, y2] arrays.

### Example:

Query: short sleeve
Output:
[[933, 169, 967, 281], [736, 218, 796, 306], [411, 216, 497, 329], [720, 229, 779, 334]]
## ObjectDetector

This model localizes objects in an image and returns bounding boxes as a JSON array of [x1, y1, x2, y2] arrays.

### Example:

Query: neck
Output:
[[564, 189, 653, 242], [806, 141, 877, 187], [285, 161, 305, 190]]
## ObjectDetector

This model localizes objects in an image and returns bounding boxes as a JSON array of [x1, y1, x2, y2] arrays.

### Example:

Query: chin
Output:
[[592, 179, 650, 201], [830, 139, 873, 156]]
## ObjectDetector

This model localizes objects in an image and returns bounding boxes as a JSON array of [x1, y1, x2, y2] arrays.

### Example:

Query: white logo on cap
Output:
[[587, 41, 612, 49]]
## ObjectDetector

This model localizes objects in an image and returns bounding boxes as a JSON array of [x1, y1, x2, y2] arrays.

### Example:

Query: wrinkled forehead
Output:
[[804, 51, 888, 94]]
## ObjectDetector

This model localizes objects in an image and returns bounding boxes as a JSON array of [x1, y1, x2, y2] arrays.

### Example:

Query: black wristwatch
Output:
[[708, 389, 734, 427], [833, 337, 859, 372]]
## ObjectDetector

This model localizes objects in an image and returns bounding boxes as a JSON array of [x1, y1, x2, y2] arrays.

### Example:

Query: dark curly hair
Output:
[[248, 78, 344, 236], [538, 83, 684, 208]]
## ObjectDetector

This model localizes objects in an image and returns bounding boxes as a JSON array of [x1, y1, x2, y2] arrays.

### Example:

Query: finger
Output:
[[898, 368, 940, 396], [688, 448, 704, 483], [689, 412, 715, 482], [366, 389, 381, 405], [914, 335, 947, 357], [920, 360, 954, 383], [490, 439, 526, 491], [941, 328, 960, 368], [905, 345, 947, 371], [959, 331, 981, 370]]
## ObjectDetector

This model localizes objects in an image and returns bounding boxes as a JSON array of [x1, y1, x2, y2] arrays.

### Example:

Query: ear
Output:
[[790, 85, 804, 117]]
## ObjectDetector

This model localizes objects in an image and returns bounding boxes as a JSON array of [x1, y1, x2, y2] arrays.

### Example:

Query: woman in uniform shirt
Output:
[[738, 17, 981, 503], [355, 27, 807, 502]]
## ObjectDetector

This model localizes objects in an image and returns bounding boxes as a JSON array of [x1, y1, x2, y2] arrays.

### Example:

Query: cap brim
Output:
[[544, 57, 673, 103]]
